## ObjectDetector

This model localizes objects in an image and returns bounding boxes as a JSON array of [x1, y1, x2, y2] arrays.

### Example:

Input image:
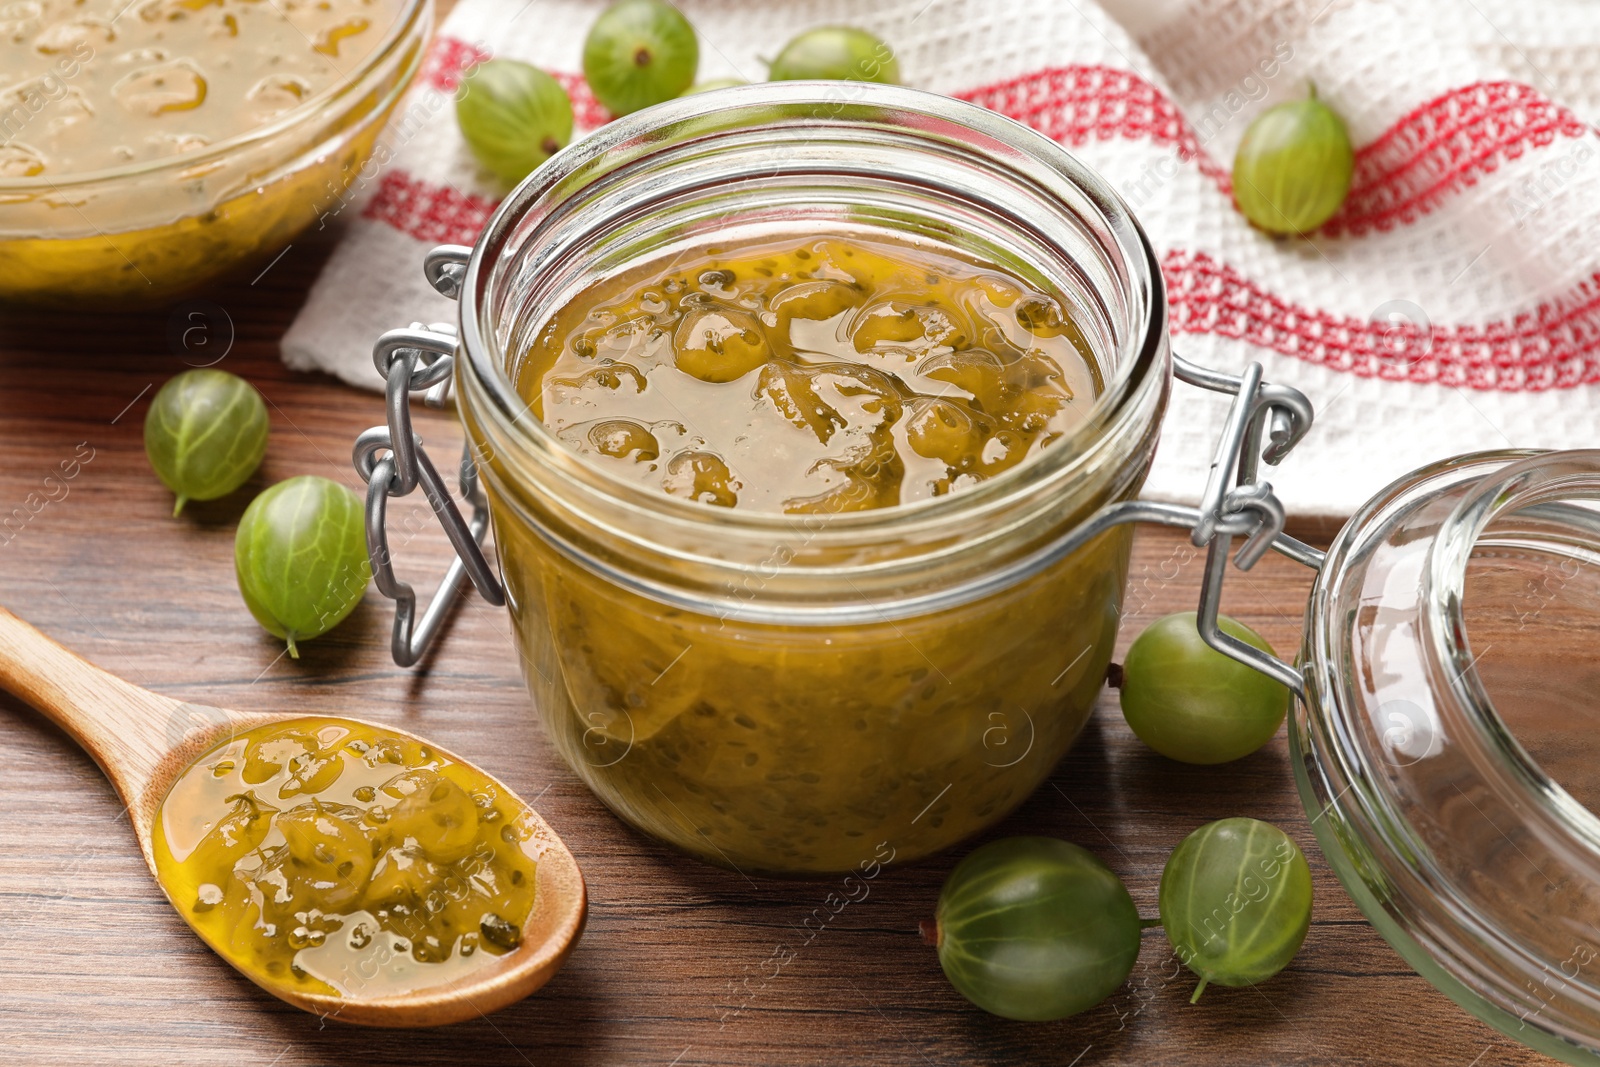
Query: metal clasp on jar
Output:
[[1164, 355, 1323, 694], [351, 245, 504, 667], [355, 243, 1322, 694]]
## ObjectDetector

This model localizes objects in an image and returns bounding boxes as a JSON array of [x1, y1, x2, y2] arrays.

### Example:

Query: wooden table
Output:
[[0, 225, 1547, 1067]]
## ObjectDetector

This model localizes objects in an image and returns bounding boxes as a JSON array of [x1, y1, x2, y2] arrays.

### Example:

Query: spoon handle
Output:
[[0, 604, 186, 807]]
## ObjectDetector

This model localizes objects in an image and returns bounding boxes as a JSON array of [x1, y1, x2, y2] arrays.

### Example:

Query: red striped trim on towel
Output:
[[959, 68, 1592, 236], [1165, 249, 1600, 391]]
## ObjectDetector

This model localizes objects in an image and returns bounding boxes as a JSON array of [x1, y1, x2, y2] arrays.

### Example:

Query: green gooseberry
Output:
[[1232, 90, 1354, 235], [1119, 611, 1289, 764], [768, 26, 899, 84], [143, 369, 269, 516], [234, 476, 371, 658], [1159, 817, 1313, 1001], [455, 59, 574, 186], [933, 836, 1142, 1021], [682, 77, 747, 96], [583, 0, 698, 117]]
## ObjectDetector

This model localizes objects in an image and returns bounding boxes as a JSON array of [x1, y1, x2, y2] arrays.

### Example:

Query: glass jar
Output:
[[449, 84, 1170, 875], [0, 0, 431, 308], [1295, 449, 1600, 1066]]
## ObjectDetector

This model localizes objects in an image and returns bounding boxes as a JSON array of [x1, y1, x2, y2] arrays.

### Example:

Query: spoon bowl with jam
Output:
[[0, 604, 586, 1026]]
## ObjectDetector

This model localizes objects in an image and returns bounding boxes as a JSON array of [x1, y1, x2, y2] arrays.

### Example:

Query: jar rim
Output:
[[455, 81, 1167, 537], [0, 0, 430, 191]]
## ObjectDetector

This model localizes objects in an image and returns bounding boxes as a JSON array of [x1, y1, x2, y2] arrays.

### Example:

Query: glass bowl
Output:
[[0, 0, 432, 308]]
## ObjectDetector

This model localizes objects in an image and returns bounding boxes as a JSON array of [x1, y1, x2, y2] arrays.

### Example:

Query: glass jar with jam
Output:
[[443, 84, 1171, 876]]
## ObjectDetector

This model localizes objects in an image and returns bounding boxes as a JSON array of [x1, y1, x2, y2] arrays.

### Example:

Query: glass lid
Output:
[[1295, 448, 1600, 1066]]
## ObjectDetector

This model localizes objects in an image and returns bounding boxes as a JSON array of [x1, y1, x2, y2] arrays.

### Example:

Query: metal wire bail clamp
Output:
[[352, 281, 505, 667]]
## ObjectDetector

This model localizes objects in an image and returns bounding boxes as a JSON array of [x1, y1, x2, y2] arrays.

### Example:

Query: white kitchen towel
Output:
[[282, 0, 1600, 518]]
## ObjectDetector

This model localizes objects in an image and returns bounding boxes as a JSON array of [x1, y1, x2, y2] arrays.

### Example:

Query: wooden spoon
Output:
[[0, 605, 586, 1027]]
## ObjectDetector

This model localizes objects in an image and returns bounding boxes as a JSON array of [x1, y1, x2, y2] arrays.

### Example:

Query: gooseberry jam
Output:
[[153, 718, 541, 1000], [485, 231, 1134, 873], [515, 234, 1101, 512], [1, 0, 405, 177]]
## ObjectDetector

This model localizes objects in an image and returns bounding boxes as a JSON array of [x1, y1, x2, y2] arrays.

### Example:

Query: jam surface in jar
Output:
[[1, 0, 404, 177], [516, 234, 1102, 512], [152, 718, 542, 1000]]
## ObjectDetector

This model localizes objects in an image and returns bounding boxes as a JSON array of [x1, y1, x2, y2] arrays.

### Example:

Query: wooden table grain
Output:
[[0, 226, 1548, 1067]]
